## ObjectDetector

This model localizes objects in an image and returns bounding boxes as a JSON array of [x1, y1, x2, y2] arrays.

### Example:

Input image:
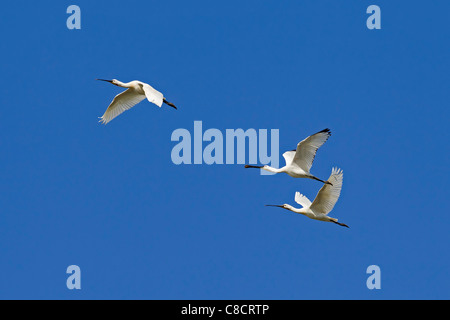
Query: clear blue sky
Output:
[[0, 1, 449, 299]]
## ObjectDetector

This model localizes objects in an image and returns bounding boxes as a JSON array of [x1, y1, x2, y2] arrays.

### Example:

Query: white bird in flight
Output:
[[245, 128, 332, 184], [266, 167, 348, 228], [97, 79, 177, 124]]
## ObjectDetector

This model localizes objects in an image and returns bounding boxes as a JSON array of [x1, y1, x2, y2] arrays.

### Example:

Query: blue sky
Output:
[[0, 1, 449, 299]]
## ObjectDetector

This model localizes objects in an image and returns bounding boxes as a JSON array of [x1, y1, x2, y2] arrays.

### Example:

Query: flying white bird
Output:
[[245, 128, 332, 184], [96, 79, 177, 124], [266, 167, 348, 228]]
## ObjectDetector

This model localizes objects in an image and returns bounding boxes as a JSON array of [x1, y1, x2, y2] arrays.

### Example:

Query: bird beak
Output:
[[265, 204, 284, 208], [245, 165, 263, 169], [96, 79, 113, 83]]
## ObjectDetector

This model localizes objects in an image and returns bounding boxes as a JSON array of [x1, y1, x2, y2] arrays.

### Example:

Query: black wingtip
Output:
[[318, 128, 331, 134]]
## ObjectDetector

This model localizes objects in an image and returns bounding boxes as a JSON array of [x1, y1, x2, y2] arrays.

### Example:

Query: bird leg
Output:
[[332, 220, 349, 228], [163, 98, 177, 109], [311, 176, 333, 186]]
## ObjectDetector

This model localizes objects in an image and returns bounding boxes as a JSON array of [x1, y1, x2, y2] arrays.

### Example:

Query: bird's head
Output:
[[265, 204, 293, 212], [244, 165, 270, 170], [96, 78, 120, 86]]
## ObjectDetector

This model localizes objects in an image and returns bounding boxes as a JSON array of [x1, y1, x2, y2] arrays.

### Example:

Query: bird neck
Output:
[[262, 165, 285, 174], [285, 205, 307, 215], [115, 80, 132, 88]]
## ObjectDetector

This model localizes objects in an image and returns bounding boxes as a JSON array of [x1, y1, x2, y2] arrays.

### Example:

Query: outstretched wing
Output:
[[292, 129, 331, 172], [294, 191, 312, 208], [310, 167, 343, 215], [142, 84, 164, 107], [99, 89, 146, 124], [282, 150, 296, 166]]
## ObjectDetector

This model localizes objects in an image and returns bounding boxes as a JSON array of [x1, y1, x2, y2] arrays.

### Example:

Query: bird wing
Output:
[[292, 128, 331, 172], [310, 167, 343, 215], [282, 150, 296, 166], [294, 191, 312, 208], [100, 89, 146, 124], [142, 84, 164, 107]]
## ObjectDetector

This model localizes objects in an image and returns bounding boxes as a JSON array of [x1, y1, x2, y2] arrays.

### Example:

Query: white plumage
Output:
[[266, 168, 348, 228], [97, 79, 177, 124], [245, 128, 332, 184], [310, 167, 344, 215]]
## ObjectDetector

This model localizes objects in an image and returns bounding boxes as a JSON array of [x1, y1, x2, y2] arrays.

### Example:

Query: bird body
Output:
[[97, 79, 177, 124], [258, 164, 315, 179], [266, 167, 348, 227], [245, 128, 332, 184], [280, 204, 336, 223]]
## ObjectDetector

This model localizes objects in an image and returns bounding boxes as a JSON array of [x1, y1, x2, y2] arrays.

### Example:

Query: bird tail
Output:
[[163, 98, 177, 109]]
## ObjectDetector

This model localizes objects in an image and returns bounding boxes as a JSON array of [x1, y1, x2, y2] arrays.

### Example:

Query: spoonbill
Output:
[[245, 128, 332, 184], [96, 79, 177, 124], [266, 167, 348, 228]]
